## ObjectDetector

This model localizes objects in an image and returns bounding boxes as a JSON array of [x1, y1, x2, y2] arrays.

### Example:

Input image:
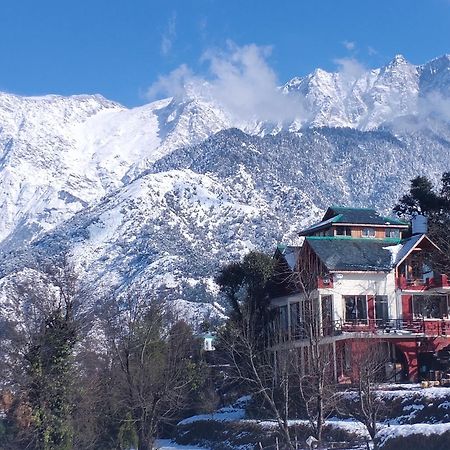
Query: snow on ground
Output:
[[156, 439, 211, 450], [377, 386, 450, 400], [255, 418, 369, 438], [377, 422, 450, 447], [178, 396, 250, 425]]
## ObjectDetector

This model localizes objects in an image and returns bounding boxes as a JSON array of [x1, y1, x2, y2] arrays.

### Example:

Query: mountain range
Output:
[[0, 53, 449, 326]]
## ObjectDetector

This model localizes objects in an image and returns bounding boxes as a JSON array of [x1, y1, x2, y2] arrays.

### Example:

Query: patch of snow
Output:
[[156, 439, 210, 450], [377, 423, 450, 447]]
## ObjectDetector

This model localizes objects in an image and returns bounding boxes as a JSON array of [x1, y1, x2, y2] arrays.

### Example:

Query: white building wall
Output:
[[319, 271, 397, 321]]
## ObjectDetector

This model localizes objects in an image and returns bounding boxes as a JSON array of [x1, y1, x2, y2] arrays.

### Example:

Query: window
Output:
[[385, 229, 400, 238], [344, 295, 368, 323], [410, 254, 424, 280], [412, 295, 448, 319], [290, 302, 301, 338], [317, 229, 333, 237], [375, 295, 389, 322], [274, 305, 290, 342], [362, 228, 375, 238], [321, 295, 333, 335], [279, 305, 289, 332], [336, 227, 351, 236]]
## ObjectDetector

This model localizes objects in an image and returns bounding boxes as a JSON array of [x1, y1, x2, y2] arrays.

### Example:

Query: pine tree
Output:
[[26, 309, 77, 450], [394, 172, 450, 273]]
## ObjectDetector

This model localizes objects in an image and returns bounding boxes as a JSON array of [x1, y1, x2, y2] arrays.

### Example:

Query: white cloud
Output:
[[147, 42, 307, 123], [161, 13, 177, 56], [146, 43, 449, 128], [342, 40, 356, 51], [333, 57, 366, 82], [419, 91, 450, 122], [147, 64, 198, 100]]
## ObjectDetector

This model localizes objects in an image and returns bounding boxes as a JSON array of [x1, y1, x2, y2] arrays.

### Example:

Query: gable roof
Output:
[[393, 234, 441, 267], [299, 207, 408, 236], [305, 236, 401, 272], [276, 244, 300, 270]]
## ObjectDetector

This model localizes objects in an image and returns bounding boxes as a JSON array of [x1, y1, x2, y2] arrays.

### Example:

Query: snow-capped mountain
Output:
[[282, 54, 450, 130], [0, 91, 237, 249], [0, 54, 450, 325]]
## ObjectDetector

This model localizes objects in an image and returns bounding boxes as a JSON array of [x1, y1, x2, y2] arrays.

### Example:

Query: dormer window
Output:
[[336, 227, 351, 236], [362, 228, 375, 238], [385, 229, 400, 238]]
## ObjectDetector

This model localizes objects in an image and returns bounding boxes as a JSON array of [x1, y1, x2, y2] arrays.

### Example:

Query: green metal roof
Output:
[[323, 207, 408, 226], [305, 236, 401, 272], [299, 207, 408, 236]]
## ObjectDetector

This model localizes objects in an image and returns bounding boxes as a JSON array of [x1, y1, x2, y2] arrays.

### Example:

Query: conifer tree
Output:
[[394, 172, 450, 273], [26, 309, 77, 450]]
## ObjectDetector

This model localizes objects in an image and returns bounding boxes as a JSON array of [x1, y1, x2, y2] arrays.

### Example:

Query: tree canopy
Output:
[[394, 172, 450, 273]]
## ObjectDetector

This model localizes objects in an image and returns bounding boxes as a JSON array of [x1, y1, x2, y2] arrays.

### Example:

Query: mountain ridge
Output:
[[0, 53, 449, 325]]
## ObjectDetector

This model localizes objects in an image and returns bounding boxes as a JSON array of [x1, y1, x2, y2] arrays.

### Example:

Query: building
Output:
[[270, 206, 450, 383]]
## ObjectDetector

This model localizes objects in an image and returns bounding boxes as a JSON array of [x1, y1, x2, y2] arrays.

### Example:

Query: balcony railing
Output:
[[397, 274, 450, 290], [271, 318, 450, 346], [333, 318, 450, 337]]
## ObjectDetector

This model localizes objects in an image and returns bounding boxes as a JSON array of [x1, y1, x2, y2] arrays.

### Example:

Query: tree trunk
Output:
[[137, 428, 151, 450]]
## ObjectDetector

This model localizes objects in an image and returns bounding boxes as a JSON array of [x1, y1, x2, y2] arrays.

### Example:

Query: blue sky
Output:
[[1, 0, 449, 107]]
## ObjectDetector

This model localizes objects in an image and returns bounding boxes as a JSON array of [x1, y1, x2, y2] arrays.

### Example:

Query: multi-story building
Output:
[[270, 207, 450, 382]]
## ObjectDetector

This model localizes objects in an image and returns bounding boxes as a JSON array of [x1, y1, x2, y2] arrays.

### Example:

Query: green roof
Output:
[[305, 236, 401, 272], [299, 207, 408, 236], [323, 207, 408, 226]]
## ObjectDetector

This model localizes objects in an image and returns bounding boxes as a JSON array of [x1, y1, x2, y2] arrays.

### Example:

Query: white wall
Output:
[[319, 271, 397, 321]]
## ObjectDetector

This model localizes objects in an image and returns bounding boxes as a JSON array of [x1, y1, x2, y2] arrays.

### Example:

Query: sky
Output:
[[0, 0, 449, 107]]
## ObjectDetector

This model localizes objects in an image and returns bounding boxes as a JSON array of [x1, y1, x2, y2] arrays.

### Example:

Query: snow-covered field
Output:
[[174, 386, 450, 450]]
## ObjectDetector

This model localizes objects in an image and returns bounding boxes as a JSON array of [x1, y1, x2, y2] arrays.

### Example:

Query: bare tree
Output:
[[343, 340, 389, 440], [101, 293, 199, 450], [217, 252, 296, 450], [217, 248, 343, 447], [283, 245, 340, 443], [219, 319, 296, 450]]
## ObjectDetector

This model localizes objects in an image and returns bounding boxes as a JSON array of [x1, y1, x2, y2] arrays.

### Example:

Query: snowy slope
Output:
[[0, 91, 239, 249], [2, 126, 449, 317], [0, 54, 449, 326]]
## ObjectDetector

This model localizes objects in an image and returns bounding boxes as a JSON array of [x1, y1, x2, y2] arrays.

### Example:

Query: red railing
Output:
[[274, 319, 450, 345], [397, 274, 450, 290], [323, 318, 450, 337]]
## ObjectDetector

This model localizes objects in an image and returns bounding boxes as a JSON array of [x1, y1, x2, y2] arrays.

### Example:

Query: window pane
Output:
[[345, 295, 367, 322], [357, 296, 367, 320], [290, 303, 299, 336], [345, 296, 357, 321], [385, 229, 400, 238], [362, 228, 375, 237], [413, 295, 448, 319], [375, 295, 389, 321]]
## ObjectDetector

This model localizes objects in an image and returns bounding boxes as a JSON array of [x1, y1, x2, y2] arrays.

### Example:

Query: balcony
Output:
[[326, 318, 450, 338], [396, 274, 450, 291]]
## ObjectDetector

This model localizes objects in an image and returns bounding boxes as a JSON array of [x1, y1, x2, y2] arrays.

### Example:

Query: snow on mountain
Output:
[[0, 54, 450, 326], [0, 91, 236, 250], [419, 54, 450, 96], [2, 125, 449, 326], [281, 54, 427, 130]]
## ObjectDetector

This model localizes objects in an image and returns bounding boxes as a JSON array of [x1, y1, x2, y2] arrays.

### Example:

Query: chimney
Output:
[[411, 215, 428, 235]]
